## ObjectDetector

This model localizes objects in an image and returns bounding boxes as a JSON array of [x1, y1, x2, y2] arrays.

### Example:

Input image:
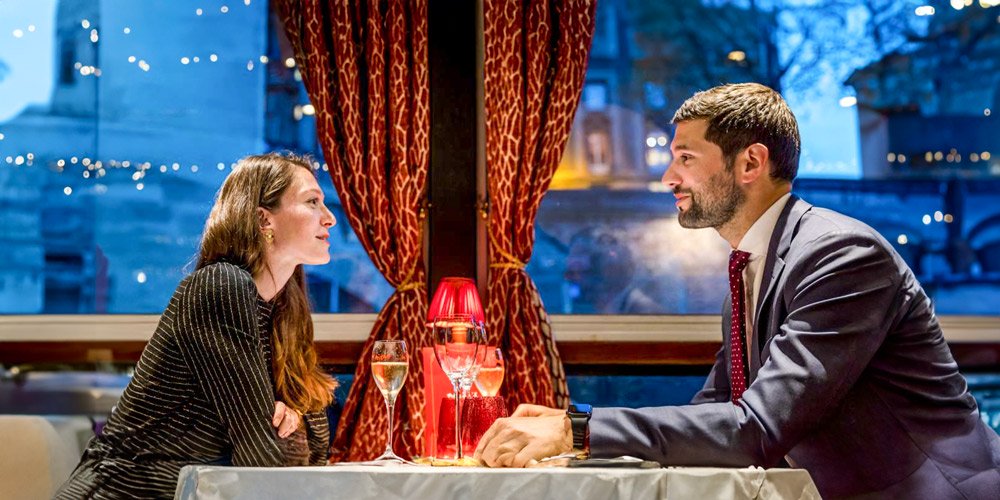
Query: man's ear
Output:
[[257, 207, 273, 230], [738, 143, 770, 184]]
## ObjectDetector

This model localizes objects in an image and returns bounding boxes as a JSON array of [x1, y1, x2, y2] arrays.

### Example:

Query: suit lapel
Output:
[[750, 195, 811, 376]]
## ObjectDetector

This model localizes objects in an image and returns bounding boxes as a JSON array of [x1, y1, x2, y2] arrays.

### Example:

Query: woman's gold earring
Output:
[[264, 229, 274, 245]]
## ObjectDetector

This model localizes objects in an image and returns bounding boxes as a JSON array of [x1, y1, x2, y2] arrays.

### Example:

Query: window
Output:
[[0, 0, 390, 314], [535, 0, 1000, 316]]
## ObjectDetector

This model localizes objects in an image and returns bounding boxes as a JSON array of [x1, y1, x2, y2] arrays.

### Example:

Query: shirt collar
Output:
[[736, 192, 792, 257]]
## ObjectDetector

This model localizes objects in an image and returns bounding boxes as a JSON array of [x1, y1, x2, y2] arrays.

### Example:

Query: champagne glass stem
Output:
[[383, 395, 395, 458], [453, 379, 463, 459]]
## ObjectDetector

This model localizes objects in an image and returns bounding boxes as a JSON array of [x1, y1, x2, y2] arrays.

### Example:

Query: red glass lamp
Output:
[[427, 277, 485, 325]]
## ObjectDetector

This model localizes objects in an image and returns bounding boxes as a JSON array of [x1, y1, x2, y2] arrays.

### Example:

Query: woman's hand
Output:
[[272, 401, 302, 438]]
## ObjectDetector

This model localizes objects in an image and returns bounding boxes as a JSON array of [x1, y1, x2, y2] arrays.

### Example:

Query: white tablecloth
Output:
[[174, 464, 820, 500]]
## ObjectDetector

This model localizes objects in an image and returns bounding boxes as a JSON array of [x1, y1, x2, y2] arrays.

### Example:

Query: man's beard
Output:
[[676, 170, 745, 229]]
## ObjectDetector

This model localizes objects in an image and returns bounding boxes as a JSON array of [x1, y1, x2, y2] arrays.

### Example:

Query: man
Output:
[[474, 83, 1000, 499]]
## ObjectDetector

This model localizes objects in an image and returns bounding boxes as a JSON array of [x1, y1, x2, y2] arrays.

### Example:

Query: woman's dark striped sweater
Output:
[[55, 262, 329, 499]]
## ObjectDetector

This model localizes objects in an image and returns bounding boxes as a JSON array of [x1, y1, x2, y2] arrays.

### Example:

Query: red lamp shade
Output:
[[427, 277, 485, 324]]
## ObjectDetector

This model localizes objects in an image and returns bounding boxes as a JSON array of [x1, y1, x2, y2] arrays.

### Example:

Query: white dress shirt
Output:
[[734, 192, 791, 367]]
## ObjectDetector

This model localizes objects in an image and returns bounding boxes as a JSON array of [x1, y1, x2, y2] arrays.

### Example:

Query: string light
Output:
[[210, 54, 218, 62], [28, 25, 36, 32], [196, 8, 203, 16], [81, 19, 90, 29], [285, 57, 295, 68], [123, 27, 131, 34], [12, 29, 24, 38], [128, 55, 136, 63], [64, 186, 73, 196], [221, 5, 230, 13]]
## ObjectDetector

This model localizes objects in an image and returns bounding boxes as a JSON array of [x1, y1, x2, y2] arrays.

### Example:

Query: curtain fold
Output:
[[275, 0, 430, 462], [483, 0, 597, 411]]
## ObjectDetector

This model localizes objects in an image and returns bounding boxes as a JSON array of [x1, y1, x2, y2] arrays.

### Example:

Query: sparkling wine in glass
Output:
[[432, 314, 484, 459], [460, 335, 489, 399], [474, 347, 505, 397], [371, 340, 408, 462]]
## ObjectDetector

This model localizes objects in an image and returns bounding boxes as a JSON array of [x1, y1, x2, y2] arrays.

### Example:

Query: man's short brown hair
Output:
[[672, 83, 800, 183]]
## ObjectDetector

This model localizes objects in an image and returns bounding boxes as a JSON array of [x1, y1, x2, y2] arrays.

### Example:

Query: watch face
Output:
[[569, 403, 592, 415]]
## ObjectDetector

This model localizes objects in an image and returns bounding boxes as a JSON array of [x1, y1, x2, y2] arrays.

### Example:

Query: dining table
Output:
[[174, 462, 820, 499]]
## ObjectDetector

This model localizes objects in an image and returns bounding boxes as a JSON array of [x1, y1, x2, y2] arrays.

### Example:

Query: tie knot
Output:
[[729, 250, 751, 273]]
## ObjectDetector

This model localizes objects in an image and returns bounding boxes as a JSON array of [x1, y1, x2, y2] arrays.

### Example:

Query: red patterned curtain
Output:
[[483, 0, 597, 411], [274, 1, 429, 461]]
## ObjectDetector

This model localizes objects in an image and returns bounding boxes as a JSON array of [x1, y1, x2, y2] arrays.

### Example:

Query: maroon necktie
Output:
[[728, 250, 751, 403]]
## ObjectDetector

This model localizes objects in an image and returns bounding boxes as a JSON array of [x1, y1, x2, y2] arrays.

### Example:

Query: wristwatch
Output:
[[567, 403, 592, 459]]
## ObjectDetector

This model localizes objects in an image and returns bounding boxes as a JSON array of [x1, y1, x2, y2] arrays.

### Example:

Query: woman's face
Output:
[[262, 167, 336, 266]]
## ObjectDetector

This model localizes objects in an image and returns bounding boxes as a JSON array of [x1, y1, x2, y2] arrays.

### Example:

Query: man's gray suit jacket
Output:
[[590, 196, 1000, 499]]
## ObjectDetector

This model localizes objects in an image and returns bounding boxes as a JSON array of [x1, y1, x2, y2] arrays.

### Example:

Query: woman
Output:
[[56, 153, 339, 499]]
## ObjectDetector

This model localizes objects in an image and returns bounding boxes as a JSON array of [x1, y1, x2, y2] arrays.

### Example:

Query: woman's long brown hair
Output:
[[196, 152, 336, 413]]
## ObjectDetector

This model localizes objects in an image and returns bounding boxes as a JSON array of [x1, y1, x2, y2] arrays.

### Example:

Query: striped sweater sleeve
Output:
[[175, 263, 284, 467], [304, 411, 331, 465]]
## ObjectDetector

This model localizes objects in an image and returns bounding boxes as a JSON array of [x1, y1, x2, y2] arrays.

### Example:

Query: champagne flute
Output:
[[460, 332, 490, 399], [432, 314, 483, 459], [371, 340, 408, 462], [474, 346, 505, 397]]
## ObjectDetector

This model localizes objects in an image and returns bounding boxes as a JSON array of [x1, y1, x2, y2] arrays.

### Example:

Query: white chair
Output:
[[0, 415, 79, 500]]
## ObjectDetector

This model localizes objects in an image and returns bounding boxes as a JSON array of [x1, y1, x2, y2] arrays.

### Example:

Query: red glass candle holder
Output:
[[435, 394, 508, 458], [462, 395, 508, 452]]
